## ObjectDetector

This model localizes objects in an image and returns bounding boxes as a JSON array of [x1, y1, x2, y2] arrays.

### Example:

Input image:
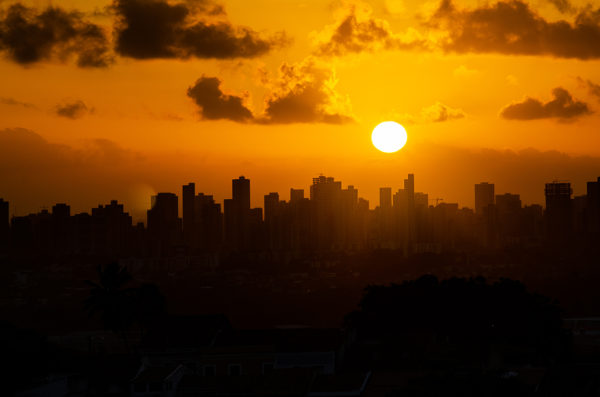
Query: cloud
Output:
[[431, 0, 600, 60], [0, 127, 135, 170], [316, 2, 428, 56], [547, 0, 574, 14], [421, 102, 465, 122], [261, 58, 354, 124], [113, 0, 287, 60], [500, 87, 592, 120], [0, 127, 150, 219], [55, 100, 92, 119], [397, 102, 465, 125], [577, 77, 600, 100], [0, 97, 36, 109], [453, 65, 478, 78], [187, 59, 354, 124], [0, 3, 112, 67], [187, 76, 253, 121]]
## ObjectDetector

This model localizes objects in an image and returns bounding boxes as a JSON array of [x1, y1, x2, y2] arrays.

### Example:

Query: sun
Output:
[[371, 121, 408, 153]]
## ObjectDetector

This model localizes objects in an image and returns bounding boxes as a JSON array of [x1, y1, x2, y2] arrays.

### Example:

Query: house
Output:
[[131, 364, 188, 397]]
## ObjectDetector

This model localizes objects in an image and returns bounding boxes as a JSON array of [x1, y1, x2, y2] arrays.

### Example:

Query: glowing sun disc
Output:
[[371, 121, 407, 153]]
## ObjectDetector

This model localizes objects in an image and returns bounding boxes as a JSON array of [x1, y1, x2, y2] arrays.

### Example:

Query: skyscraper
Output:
[[379, 187, 392, 209], [310, 175, 343, 250], [194, 193, 223, 252], [147, 193, 181, 255], [264, 193, 280, 223], [92, 201, 133, 256], [0, 199, 8, 248], [233, 176, 250, 211], [225, 176, 252, 250], [183, 183, 196, 247], [496, 193, 521, 243], [545, 181, 572, 244], [475, 182, 495, 215], [404, 174, 414, 199], [290, 188, 304, 203], [587, 177, 600, 237], [404, 174, 416, 253]]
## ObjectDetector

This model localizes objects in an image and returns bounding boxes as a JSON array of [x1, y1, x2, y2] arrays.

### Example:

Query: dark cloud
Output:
[[548, 0, 574, 14], [0, 97, 36, 108], [187, 76, 253, 121], [113, 0, 286, 60], [187, 58, 354, 124], [431, 0, 600, 60], [577, 77, 600, 100], [317, 6, 427, 56], [55, 100, 91, 119], [500, 87, 592, 120], [0, 3, 112, 67], [261, 59, 354, 124], [0, 127, 150, 220], [0, 128, 132, 172]]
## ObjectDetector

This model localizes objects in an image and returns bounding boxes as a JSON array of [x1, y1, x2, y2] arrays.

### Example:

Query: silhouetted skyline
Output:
[[2, 173, 600, 259]]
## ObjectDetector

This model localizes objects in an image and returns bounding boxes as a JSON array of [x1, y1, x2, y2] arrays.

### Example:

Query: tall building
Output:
[[52, 203, 71, 254], [0, 199, 8, 249], [310, 175, 343, 250], [225, 176, 252, 251], [587, 177, 600, 238], [496, 193, 521, 243], [264, 193, 280, 223], [404, 174, 414, 199], [91, 200, 133, 256], [475, 182, 495, 215], [147, 193, 181, 255], [182, 183, 196, 246], [233, 176, 250, 211], [194, 193, 223, 252], [496, 193, 521, 214], [404, 174, 416, 253], [545, 181, 572, 244], [379, 187, 392, 209], [414, 192, 428, 209], [290, 189, 304, 203], [377, 187, 394, 249]]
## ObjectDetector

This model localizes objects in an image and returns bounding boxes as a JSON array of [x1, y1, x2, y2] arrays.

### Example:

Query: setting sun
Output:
[[371, 121, 408, 153]]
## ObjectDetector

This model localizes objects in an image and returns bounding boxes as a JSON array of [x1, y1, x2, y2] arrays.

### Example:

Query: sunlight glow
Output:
[[371, 121, 408, 153]]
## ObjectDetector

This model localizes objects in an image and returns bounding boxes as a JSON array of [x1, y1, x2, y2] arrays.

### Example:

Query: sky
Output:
[[1, 0, 600, 221]]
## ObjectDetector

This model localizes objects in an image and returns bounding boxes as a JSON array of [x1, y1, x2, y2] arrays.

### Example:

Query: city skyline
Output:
[[3, 173, 599, 259], [2, 172, 597, 222], [4, 1, 600, 394]]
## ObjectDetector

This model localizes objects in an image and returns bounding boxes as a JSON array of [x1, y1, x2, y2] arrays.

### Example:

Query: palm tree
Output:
[[84, 262, 136, 351]]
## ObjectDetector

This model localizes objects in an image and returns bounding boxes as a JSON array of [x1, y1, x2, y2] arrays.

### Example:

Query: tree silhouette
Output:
[[84, 262, 167, 352], [84, 262, 136, 351], [345, 275, 569, 370]]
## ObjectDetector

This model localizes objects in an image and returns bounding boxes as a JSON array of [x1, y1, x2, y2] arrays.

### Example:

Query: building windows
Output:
[[228, 364, 242, 376]]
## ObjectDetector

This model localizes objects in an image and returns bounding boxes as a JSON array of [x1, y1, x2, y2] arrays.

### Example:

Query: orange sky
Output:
[[2, 0, 600, 221]]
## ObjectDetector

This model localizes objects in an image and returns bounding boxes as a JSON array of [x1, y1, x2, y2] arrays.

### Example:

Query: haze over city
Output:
[[3, 0, 600, 395]]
